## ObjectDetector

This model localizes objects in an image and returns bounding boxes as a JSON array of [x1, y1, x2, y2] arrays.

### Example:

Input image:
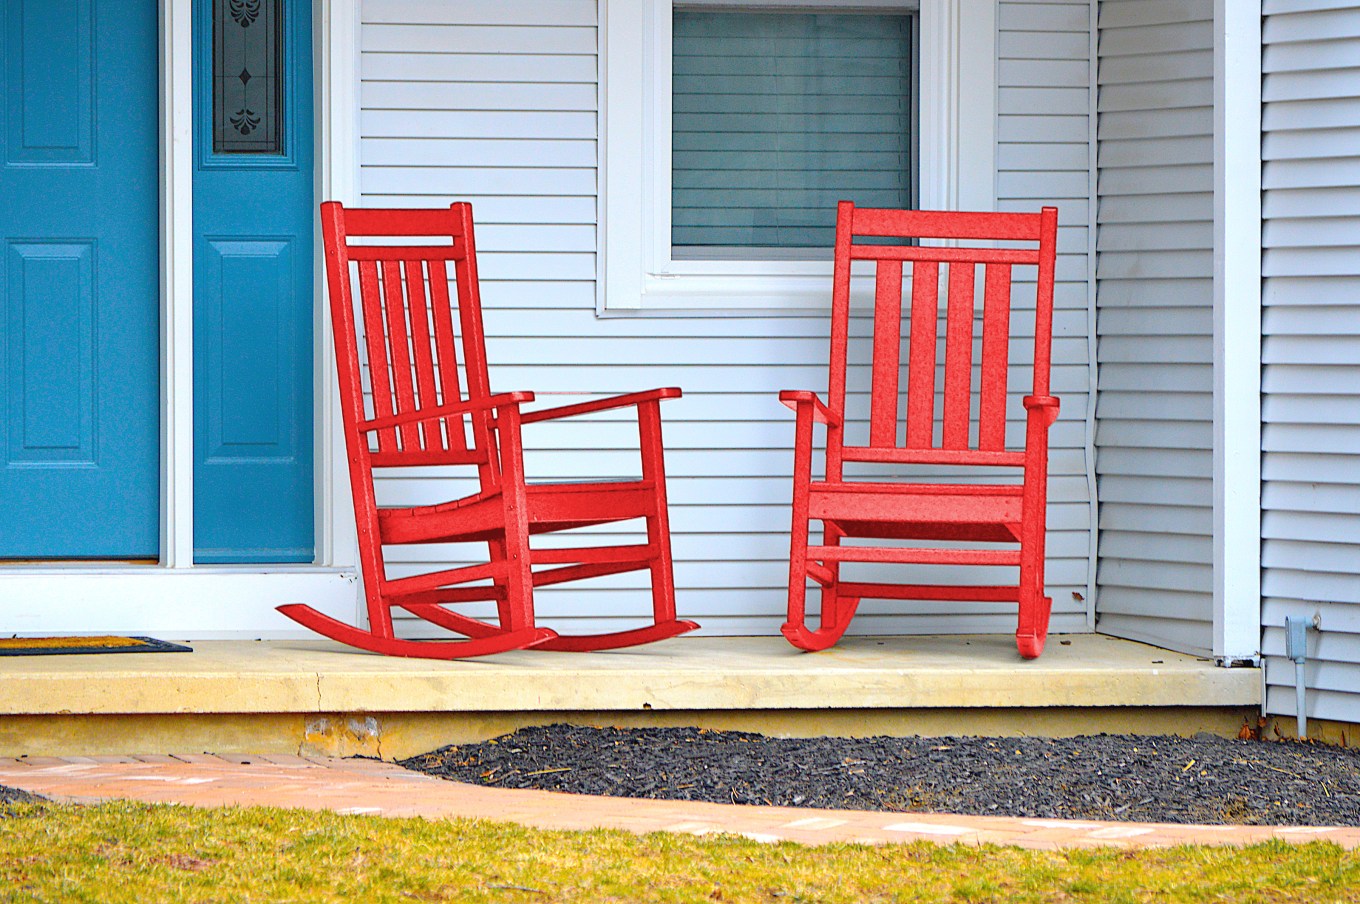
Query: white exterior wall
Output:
[[358, 0, 1096, 637], [1260, 1, 1360, 724], [1093, 0, 1216, 655]]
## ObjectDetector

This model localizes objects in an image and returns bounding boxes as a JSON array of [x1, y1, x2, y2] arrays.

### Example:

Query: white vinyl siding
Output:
[[1093, 0, 1215, 655], [1260, 0, 1360, 724], [358, 0, 1094, 637]]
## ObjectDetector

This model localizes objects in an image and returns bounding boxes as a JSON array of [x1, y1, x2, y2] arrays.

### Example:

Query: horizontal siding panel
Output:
[[1096, 391, 1211, 422], [1097, 162, 1214, 195], [1097, 49, 1210, 85], [1262, 7, 1360, 43], [1096, 250, 1212, 280], [1097, 305, 1211, 334], [1097, 79, 1212, 113], [362, 138, 597, 168], [1096, 136, 1212, 169], [362, 24, 595, 54], [1098, 0, 1211, 30], [998, 30, 1090, 60], [1095, 221, 1211, 251], [997, 114, 1091, 144], [1263, 392, 1360, 422], [1096, 277, 1212, 306], [1097, 193, 1210, 224], [1098, 106, 1212, 139], [362, 110, 596, 140], [363, 52, 598, 83], [1099, 530, 1212, 565], [1265, 127, 1360, 162], [1098, 20, 1212, 56], [1262, 363, 1360, 395], [999, 3, 1090, 32], [1263, 97, 1360, 132], [1095, 612, 1213, 657], [1098, 503, 1211, 535], [1263, 38, 1360, 74], [1263, 567, 1360, 607], [999, 58, 1090, 87], [365, 0, 595, 26], [1092, 448, 1210, 480], [1263, 68, 1360, 104], [362, 82, 595, 111], [1263, 683, 1360, 725], [1262, 451, 1360, 484], [1098, 475, 1213, 506]]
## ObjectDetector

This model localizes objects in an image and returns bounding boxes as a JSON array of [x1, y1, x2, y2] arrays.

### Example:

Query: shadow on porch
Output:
[[0, 634, 1260, 760]]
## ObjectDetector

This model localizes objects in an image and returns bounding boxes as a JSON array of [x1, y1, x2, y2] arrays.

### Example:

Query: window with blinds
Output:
[[672, 8, 917, 258]]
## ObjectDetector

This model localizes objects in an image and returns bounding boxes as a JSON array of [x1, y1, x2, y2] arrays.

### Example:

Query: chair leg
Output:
[[1015, 551, 1051, 659]]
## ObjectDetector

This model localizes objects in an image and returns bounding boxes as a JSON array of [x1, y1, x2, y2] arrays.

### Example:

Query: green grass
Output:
[[1, 801, 1358, 903]]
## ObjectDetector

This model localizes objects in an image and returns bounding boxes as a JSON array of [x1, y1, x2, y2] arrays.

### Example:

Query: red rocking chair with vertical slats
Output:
[[780, 202, 1061, 659], [277, 202, 698, 658]]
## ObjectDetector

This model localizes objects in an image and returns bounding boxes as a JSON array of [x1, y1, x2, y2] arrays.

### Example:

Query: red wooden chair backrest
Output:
[[825, 201, 1059, 477], [321, 202, 498, 473]]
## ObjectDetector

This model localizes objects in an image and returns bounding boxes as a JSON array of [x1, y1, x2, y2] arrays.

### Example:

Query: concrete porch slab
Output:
[[0, 634, 1261, 759]]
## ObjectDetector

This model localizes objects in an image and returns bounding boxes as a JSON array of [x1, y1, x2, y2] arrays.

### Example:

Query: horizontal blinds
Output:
[[672, 10, 915, 251]]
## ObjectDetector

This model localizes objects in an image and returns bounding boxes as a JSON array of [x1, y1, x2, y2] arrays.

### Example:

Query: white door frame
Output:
[[0, 0, 363, 638]]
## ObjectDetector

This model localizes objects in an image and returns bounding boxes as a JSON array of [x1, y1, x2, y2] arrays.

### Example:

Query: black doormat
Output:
[[0, 636, 192, 656]]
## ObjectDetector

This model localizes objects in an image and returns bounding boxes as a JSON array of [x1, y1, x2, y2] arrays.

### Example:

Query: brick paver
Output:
[[1, 756, 1356, 850]]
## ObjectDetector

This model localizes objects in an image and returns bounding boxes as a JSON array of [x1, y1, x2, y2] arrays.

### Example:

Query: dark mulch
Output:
[[0, 785, 44, 808], [400, 724, 1360, 827]]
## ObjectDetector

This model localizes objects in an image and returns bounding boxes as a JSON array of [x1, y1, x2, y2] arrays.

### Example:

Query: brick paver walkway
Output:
[[2, 755, 1356, 851]]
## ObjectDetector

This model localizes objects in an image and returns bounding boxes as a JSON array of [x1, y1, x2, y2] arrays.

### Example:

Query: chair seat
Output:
[[378, 479, 658, 545], [808, 481, 1023, 542]]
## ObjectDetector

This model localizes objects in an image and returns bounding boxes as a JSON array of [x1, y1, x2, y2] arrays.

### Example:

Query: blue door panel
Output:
[[0, 0, 159, 558], [192, 0, 313, 563], [6, 0, 93, 164], [7, 242, 95, 460]]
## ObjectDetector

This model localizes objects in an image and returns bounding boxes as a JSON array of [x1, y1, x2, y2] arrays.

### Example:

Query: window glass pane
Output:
[[673, 9, 915, 255], [213, 0, 284, 154]]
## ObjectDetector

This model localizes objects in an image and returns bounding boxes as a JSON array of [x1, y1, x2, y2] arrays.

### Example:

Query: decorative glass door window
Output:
[[212, 0, 283, 154]]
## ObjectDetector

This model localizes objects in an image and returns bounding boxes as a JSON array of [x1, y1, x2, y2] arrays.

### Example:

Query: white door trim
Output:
[[0, 0, 363, 638]]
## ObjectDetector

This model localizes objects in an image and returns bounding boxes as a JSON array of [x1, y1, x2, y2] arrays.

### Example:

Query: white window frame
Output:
[[599, 0, 997, 313]]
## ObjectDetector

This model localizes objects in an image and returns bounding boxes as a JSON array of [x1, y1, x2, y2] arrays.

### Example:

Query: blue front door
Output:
[[192, 0, 313, 563], [0, 0, 160, 558]]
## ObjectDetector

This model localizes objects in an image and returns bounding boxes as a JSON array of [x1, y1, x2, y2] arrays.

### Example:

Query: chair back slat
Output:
[[322, 202, 492, 469], [380, 258, 420, 451], [904, 260, 939, 449], [826, 200, 1058, 470], [356, 260, 396, 453], [869, 260, 903, 448], [403, 259, 440, 448], [977, 262, 1013, 451], [942, 262, 976, 449], [426, 259, 470, 455]]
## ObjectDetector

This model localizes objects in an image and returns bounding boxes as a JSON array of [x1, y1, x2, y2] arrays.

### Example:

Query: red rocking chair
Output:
[[781, 202, 1061, 659], [278, 202, 698, 658]]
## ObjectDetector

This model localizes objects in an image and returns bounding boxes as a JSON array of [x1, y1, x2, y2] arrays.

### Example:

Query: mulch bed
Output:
[[400, 724, 1360, 826], [0, 786, 44, 807]]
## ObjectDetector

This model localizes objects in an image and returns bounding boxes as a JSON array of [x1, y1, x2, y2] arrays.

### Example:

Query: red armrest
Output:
[[519, 387, 682, 424], [779, 390, 842, 427]]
